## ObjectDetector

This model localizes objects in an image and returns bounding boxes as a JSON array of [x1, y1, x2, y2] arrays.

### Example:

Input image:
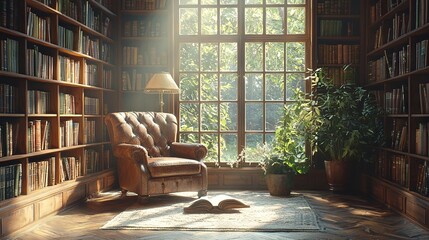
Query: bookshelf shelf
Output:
[[0, 0, 118, 236], [364, 0, 429, 229]]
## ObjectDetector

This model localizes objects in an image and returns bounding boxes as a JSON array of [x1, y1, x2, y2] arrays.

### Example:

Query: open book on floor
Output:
[[183, 194, 250, 213]]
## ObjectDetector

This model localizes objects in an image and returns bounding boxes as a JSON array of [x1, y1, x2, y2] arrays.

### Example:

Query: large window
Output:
[[175, 0, 310, 165]]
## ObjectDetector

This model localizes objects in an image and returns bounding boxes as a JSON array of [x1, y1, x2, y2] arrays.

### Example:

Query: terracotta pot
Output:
[[324, 160, 352, 192], [265, 173, 294, 196]]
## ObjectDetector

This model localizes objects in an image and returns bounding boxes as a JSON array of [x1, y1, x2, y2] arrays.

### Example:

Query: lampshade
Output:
[[144, 73, 180, 94]]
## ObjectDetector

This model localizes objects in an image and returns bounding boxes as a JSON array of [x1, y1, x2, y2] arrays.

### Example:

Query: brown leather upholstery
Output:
[[105, 112, 208, 197]]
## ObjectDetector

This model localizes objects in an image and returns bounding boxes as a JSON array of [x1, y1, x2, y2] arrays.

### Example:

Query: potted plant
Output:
[[312, 68, 383, 192], [232, 85, 318, 196]]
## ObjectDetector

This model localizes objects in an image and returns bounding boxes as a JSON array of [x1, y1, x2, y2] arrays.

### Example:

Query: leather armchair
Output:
[[104, 112, 208, 198]]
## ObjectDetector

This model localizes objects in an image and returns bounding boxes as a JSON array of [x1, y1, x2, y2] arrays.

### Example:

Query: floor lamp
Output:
[[144, 72, 180, 112]]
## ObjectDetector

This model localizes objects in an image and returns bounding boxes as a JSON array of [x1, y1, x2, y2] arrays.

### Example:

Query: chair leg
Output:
[[198, 189, 207, 198], [120, 189, 128, 198]]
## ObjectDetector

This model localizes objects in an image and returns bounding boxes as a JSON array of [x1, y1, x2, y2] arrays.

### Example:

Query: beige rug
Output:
[[101, 191, 320, 232]]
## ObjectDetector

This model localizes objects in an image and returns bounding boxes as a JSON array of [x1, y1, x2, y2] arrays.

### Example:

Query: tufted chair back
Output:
[[105, 112, 177, 157]]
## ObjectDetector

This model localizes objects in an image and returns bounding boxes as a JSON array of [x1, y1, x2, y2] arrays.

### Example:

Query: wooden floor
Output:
[[5, 190, 429, 240]]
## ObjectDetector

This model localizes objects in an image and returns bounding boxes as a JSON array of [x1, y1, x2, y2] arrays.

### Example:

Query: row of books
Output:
[[373, 13, 410, 50], [101, 42, 112, 63], [416, 122, 429, 156], [122, 0, 167, 10], [122, 18, 165, 37], [37, 0, 53, 7], [0, 121, 19, 157], [416, 161, 429, 196], [84, 63, 98, 87], [27, 120, 51, 153], [416, 39, 428, 70], [316, 0, 353, 15], [59, 93, 76, 114], [319, 20, 356, 37], [60, 120, 79, 148], [26, 45, 55, 79], [416, 0, 429, 29], [0, 37, 19, 73], [28, 90, 50, 114], [58, 0, 79, 20], [80, 32, 100, 59], [26, 7, 52, 43], [367, 55, 390, 83], [384, 85, 407, 114], [375, 154, 408, 187], [122, 45, 168, 66], [317, 44, 359, 65], [58, 25, 74, 50], [0, 83, 17, 114], [0, 163, 22, 200], [419, 83, 429, 114], [370, 0, 406, 23], [320, 66, 357, 86], [85, 149, 100, 175], [84, 97, 100, 115], [121, 70, 154, 91], [59, 55, 80, 83], [59, 156, 81, 182], [0, 0, 18, 30], [390, 119, 407, 151], [83, 119, 96, 144], [28, 157, 55, 191], [103, 68, 112, 89]]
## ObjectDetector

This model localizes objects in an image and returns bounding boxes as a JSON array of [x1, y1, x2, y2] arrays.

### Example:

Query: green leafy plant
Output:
[[313, 68, 383, 162]]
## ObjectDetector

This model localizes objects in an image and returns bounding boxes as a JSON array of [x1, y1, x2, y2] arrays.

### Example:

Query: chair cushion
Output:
[[147, 157, 202, 178]]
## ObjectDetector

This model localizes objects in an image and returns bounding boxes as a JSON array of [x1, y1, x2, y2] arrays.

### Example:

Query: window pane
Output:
[[245, 43, 263, 71], [246, 103, 263, 131], [201, 43, 218, 72], [245, 134, 263, 149], [220, 43, 237, 71], [220, 8, 238, 35], [180, 0, 198, 5], [245, 74, 263, 100], [201, 103, 219, 131], [201, 0, 217, 4], [180, 73, 199, 101], [245, 8, 263, 34], [201, 73, 218, 101], [265, 42, 284, 71], [202, 134, 219, 162], [287, 7, 305, 34], [286, 73, 305, 100], [221, 0, 238, 4], [202, 8, 218, 35], [179, 8, 198, 35], [267, 0, 285, 4], [221, 102, 237, 130], [245, 0, 263, 4], [266, 7, 284, 35], [287, 0, 305, 4], [265, 133, 275, 145], [220, 74, 237, 100], [220, 134, 237, 163], [180, 133, 199, 143], [286, 42, 305, 71], [180, 43, 199, 71], [180, 103, 199, 131], [265, 73, 284, 100], [266, 103, 283, 131]]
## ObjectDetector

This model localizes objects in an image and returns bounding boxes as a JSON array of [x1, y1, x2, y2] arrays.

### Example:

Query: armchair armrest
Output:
[[113, 143, 150, 168], [170, 142, 208, 161]]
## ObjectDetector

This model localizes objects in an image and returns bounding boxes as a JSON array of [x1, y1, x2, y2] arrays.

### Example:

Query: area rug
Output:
[[101, 191, 320, 232]]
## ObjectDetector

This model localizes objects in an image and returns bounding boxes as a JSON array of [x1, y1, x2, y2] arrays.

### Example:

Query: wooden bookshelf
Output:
[[0, 0, 118, 236], [312, 0, 363, 85], [362, 0, 429, 229], [118, 0, 171, 112]]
